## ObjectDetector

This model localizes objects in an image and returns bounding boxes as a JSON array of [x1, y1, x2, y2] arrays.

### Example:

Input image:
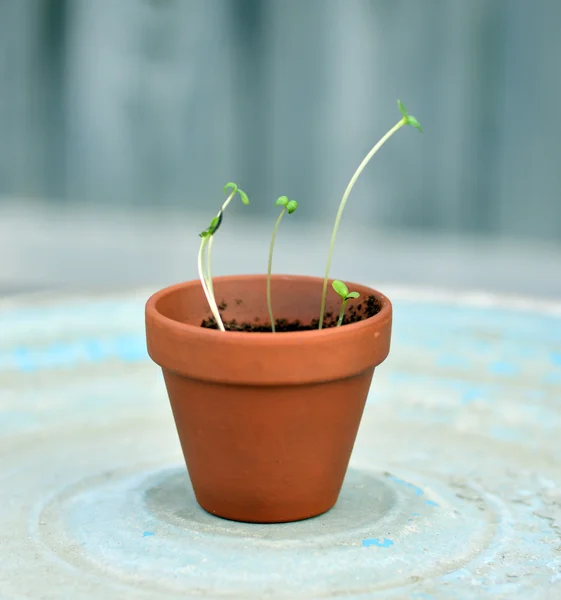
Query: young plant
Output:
[[332, 280, 360, 327], [267, 196, 298, 332], [318, 100, 422, 329], [198, 182, 249, 332]]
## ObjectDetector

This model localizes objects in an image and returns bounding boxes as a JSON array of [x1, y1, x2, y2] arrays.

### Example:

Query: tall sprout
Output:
[[318, 100, 422, 329]]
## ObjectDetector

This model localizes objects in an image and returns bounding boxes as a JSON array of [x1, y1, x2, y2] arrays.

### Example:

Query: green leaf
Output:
[[346, 291, 360, 299], [276, 196, 289, 207], [397, 99, 423, 133], [207, 212, 223, 235], [209, 216, 219, 231], [332, 279, 349, 298], [406, 115, 423, 133], [199, 230, 210, 239], [223, 182, 238, 194], [286, 200, 298, 214], [238, 188, 250, 205]]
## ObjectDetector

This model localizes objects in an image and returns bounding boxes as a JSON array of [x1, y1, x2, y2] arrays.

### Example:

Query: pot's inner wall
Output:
[[155, 276, 381, 328]]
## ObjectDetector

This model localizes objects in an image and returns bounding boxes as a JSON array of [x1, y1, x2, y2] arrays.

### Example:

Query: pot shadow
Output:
[[143, 467, 397, 541]]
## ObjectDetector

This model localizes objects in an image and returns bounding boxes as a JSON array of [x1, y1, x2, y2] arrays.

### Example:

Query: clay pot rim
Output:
[[146, 273, 391, 342]]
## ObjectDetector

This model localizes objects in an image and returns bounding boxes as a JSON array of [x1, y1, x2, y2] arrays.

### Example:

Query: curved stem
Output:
[[336, 298, 348, 327], [267, 207, 286, 332], [221, 190, 237, 213], [206, 234, 215, 298], [198, 237, 225, 331], [318, 117, 407, 329], [203, 189, 236, 327]]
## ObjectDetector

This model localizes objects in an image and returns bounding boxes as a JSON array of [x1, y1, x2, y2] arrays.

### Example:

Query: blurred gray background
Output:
[[1, 0, 560, 298]]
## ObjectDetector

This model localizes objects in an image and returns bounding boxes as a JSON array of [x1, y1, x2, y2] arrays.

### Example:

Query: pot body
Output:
[[145, 274, 392, 523]]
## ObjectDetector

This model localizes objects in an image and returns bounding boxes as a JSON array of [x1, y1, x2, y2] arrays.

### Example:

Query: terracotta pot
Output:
[[145, 274, 392, 523]]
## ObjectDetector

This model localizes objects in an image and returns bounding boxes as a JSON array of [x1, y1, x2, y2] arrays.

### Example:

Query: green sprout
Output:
[[318, 100, 422, 329], [267, 196, 298, 332], [332, 280, 360, 327], [198, 182, 249, 331]]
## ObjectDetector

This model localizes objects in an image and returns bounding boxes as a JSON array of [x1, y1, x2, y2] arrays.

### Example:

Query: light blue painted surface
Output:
[[0, 289, 560, 598], [362, 537, 395, 548]]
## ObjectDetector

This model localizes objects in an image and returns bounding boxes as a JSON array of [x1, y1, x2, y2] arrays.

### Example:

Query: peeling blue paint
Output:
[[2, 293, 561, 597], [1, 335, 147, 373], [488, 361, 518, 376], [462, 388, 483, 405], [83, 339, 106, 361], [389, 476, 424, 496], [13, 348, 35, 373], [362, 537, 394, 548], [112, 336, 148, 362]]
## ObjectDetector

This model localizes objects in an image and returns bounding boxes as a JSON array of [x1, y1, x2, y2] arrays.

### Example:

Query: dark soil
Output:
[[200, 295, 381, 332]]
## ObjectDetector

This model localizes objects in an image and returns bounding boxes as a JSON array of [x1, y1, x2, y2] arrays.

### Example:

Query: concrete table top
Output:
[[1, 287, 560, 599]]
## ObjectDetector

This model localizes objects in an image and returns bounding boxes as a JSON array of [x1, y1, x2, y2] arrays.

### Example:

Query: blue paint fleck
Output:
[[112, 336, 147, 362], [412, 512, 421, 517], [142, 531, 155, 537], [389, 476, 424, 496], [13, 348, 35, 373], [83, 339, 106, 361], [488, 361, 518, 376], [461, 388, 483, 405], [362, 537, 394, 548], [550, 353, 561, 367], [425, 499, 439, 508]]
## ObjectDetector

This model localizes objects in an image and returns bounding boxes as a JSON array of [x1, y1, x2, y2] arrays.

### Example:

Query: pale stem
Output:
[[318, 117, 407, 329], [204, 188, 236, 321], [206, 235, 215, 297], [267, 207, 286, 333], [198, 237, 225, 332], [220, 189, 237, 212]]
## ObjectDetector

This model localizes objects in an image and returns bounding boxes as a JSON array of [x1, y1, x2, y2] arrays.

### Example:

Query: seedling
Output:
[[332, 280, 360, 327], [318, 100, 422, 329], [195, 100, 421, 333], [267, 197, 298, 332], [198, 182, 249, 331]]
